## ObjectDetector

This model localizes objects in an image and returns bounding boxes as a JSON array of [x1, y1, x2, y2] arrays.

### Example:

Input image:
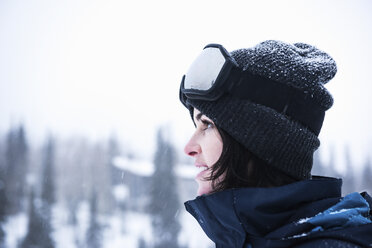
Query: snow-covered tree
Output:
[[89, 143, 114, 213], [4, 125, 28, 215], [0, 161, 6, 248], [21, 136, 57, 248], [149, 127, 181, 248], [56, 138, 88, 225], [342, 145, 356, 195], [324, 145, 341, 178], [85, 190, 102, 248], [361, 158, 372, 193], [108, 134, 122, 186], [41, 136, 56, 207], [138, 237, 147, 248], [20, 189, 54, 248], [312, 149, 325, 176]]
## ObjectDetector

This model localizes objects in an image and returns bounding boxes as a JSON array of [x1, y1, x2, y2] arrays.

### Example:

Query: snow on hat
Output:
[[185, 40, 337, 180]]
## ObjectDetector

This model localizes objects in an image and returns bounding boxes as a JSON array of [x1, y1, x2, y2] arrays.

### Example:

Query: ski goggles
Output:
[[179, 44, 239, 103], [179, 43, 326, 136]]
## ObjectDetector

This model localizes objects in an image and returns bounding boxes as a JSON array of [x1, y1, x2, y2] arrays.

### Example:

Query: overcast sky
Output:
[[0, 0, 371, 171]]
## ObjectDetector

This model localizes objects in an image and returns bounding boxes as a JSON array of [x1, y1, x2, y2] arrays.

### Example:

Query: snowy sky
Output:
[[0, 0, 371, 171]]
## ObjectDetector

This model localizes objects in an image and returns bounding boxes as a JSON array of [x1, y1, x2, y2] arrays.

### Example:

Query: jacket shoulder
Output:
[[292, 223, 372, 248], [294, 238, 364, 248]]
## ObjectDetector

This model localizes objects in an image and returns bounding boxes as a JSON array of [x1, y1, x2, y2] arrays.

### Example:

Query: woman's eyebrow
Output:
[[195, 112, 203, 122]]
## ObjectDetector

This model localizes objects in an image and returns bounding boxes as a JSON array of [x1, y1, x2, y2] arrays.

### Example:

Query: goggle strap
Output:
[[229, 71, 325, 135]]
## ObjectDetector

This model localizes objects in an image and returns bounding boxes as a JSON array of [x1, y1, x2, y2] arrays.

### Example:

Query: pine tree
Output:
[[138, 237, 147, 248], [325, 145, 340, 178], [108, 134, 122, 186], [4, 125, 28, 214], [0, 161, 6, 248], [20, 136, 56, 248], [0, 226, 4, 248], [312, 149, 325, 176], [361, 158, 372, 193], [85, 190, 101, 248], [20, 189, 54, 248], [89, 142, 113, 213], [58, 137, 86, 226], [149, 128, 181, 248], [342, 145, 356, 195], [41, 136, 56, 207]]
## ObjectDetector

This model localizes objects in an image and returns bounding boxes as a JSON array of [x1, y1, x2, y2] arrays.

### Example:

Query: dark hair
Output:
[[208, 126, 298, 193]]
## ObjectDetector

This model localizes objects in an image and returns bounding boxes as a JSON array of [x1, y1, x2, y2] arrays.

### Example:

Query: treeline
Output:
[[312, 146, 372, 195], [0, 124, 371, 248], [0, 124, 184, 248]]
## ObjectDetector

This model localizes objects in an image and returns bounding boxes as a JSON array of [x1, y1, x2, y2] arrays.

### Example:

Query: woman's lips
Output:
[[195, 164, 209, 180]]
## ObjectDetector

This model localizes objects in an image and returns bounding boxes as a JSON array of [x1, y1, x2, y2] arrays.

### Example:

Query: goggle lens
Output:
[[184, 47, 226, 91]]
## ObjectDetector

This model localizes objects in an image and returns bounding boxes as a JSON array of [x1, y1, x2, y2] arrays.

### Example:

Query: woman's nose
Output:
[[184, 134, 201, 157]]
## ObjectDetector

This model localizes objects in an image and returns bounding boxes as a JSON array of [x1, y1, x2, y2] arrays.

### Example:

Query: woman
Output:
[[179, 41, 372, 247]]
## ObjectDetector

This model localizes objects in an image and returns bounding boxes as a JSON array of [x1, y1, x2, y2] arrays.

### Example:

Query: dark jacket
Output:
[[184, 176, 372, 248]]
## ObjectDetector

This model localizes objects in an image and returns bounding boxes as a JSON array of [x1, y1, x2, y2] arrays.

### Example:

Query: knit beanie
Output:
[[185, 40, 337, 180]]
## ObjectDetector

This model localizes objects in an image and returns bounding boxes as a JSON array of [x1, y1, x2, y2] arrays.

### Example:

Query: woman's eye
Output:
[[201, 120, 214, 130]]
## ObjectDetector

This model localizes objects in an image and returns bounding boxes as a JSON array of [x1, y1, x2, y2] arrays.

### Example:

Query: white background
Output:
[[1, 0, 371, 171]]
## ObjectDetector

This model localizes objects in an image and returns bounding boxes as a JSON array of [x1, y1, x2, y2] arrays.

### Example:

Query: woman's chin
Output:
[[197, 185, 212, 196]]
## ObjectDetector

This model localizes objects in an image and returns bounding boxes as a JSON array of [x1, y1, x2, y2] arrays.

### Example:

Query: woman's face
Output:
[[184, 108, 223, 196]]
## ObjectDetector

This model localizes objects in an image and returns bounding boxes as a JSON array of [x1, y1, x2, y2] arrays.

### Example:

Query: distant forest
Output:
[[0, 124, 371, 248]]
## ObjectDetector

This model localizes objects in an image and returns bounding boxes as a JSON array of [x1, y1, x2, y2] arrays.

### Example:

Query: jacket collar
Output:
[[184, 176, 342, 247]]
